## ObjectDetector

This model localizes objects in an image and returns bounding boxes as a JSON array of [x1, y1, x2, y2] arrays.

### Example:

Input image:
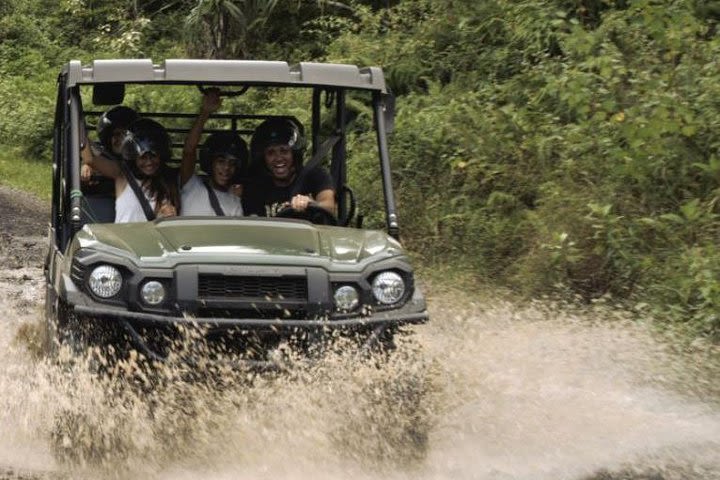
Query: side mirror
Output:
[[382, 91, 395, 134], [92, 83, 125, 105]]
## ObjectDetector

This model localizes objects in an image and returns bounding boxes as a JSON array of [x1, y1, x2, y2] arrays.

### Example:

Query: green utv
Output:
[[44, 59, 428, 366]]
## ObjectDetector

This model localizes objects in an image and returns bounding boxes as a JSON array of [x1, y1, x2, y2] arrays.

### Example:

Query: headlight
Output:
[[141, 280, 166, 306], [88, 264, 123, 298], [334, 285, 359, 311], [371, 271, 405, 305]]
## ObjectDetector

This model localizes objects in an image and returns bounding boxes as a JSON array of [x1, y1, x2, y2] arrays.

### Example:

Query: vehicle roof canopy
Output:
[[63, 59, 387, 93]]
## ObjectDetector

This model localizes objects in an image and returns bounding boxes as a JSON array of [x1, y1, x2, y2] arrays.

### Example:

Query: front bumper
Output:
[[61, 253, 428, 362], [69, 290, 427, 363], [74, 304, 428, 328]]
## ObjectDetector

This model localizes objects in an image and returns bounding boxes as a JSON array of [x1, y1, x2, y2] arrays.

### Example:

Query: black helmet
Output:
[[250, 118, 305, 166], [120, 118, 172, 175], [96, 106, 138, 151], [199, 131, 249, 176]]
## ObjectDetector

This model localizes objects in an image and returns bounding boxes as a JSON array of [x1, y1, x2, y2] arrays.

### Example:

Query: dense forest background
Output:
[[2, 0, 720, 340]]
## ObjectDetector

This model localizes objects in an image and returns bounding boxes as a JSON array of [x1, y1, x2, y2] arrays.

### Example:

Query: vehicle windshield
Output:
[[76, 83, 384, 228]]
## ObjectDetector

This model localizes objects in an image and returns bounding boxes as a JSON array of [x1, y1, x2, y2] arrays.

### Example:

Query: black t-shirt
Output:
[[242, 167, 334, 216]]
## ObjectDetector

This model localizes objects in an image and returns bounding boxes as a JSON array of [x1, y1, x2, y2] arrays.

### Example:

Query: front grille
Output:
[[196, 307, 307, 319], [198, 275, 308, 300]]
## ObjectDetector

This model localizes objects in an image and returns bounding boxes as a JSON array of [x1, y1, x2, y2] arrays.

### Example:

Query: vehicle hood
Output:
[[75, 218, 403, 264]]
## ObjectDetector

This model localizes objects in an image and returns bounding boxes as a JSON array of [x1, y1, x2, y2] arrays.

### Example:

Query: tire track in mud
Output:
[[0, 185, 719, 479]]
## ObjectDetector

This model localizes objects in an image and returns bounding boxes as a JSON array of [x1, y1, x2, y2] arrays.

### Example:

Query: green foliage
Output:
[[185, 0, 279, 58], [4, 0, 720, 340], [0, 17, 61, 162], [0, 146, 52, 200], [325, 0, 720, 339]]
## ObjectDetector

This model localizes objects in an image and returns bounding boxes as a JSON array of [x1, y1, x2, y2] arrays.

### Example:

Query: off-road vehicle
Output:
[[44, 59, 428, 365]]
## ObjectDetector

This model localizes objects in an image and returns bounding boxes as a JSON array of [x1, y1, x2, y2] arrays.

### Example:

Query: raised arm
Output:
[[180, 89, 222, 186]]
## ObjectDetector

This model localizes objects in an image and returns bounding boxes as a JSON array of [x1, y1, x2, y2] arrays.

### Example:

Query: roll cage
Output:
[[51, 60, 398, 253]]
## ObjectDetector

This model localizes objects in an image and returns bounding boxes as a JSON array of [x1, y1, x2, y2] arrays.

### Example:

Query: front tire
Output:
[[43, 287, 86, 360]]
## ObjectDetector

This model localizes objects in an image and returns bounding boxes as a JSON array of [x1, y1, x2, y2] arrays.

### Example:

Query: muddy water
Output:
[[0, 188, 719, 479], [419, 290, 720, 479]]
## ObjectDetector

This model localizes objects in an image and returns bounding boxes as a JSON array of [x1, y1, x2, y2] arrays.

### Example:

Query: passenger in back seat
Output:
[[81, 106, 138, 186]]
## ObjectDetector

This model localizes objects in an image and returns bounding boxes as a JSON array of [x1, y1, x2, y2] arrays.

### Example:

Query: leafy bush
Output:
[[4, 0, 720, 339], [326, 0, 720, 339]]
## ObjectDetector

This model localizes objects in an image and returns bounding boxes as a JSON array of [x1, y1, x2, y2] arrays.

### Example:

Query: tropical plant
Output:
[[184, 0, 279, 58]]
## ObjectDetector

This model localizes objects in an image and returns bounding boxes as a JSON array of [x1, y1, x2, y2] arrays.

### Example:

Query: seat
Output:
[[81, 194, 116, 224], [81, 177, 116, 224]]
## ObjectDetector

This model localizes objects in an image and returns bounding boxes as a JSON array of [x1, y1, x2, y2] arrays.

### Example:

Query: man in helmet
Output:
[[81, 118, 179, 222], [243, 117, 336, 218], [80, 105, 138, 184], [179, 89, 245, 217]]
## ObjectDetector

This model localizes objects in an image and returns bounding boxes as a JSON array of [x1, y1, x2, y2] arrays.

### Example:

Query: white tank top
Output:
[[115, 177, 157, 223]]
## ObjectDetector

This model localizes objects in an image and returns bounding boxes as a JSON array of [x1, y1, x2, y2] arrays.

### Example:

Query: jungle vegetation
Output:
[[2, 0, 720, 340]]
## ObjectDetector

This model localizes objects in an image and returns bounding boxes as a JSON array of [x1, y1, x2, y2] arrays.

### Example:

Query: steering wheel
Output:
[[275, 202, 338, 226]]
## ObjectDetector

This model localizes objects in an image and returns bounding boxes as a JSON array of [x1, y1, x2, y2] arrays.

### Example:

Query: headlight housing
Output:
[[87, 264, 123, 298], [371, 271, 405, 305], [141, 280, 166, 306], [334, 285, 359, 311]]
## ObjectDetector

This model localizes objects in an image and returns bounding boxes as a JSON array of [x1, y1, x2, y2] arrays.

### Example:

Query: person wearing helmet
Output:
[[179, 89, 245, 217], [81, 118, 179, 222], [80, 105, 138, 184], [243, 117, 335, 217]]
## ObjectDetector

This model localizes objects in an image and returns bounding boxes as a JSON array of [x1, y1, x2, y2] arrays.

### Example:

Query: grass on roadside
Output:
[[0, 145, 52, 200]]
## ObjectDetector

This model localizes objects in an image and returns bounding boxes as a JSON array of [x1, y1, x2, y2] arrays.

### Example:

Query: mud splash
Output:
[[3, 282, 719, 480], [0, 186, 719, 479], [419, 290, 720, 479], [3, 325, 436, 479]]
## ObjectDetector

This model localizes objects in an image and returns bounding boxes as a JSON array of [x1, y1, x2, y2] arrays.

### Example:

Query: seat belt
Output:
[[119, 161, 156, 221], [201, 176, 225, 216], [290, 133, 341, 197]]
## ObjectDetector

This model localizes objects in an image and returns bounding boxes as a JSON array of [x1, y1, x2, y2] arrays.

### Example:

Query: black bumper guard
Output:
[[73, 304, 428, 366]]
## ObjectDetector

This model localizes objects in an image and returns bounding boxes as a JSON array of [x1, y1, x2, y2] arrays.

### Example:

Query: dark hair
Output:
[[200, 131, 248, 177], [120, 118, 178, 213]]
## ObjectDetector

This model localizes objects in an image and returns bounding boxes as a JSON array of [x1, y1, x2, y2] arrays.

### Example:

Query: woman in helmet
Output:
[[81, 118, 179, 222], [179, 89, 245, 216], [243, 117, 335, 217], [80, 105, 138, 183]]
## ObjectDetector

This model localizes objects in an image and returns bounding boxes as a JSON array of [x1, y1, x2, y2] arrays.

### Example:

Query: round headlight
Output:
[[88, 264, 122, 298], [334, 285, 359, 311], [371, 271, 405, 305], [141, 280, 166, 306]]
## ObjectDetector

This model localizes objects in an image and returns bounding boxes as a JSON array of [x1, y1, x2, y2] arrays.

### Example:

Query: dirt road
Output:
[[0, 185, 718, 480]]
